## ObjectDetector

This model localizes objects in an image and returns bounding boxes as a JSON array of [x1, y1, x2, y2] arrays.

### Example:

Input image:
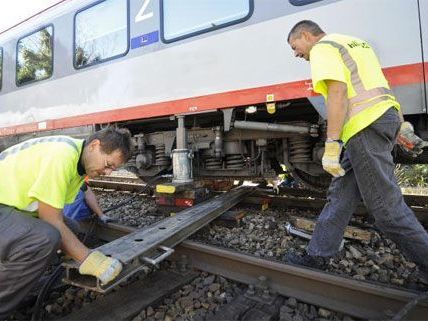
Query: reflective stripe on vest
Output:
[[0, 136, 78, 161], [317, 40, 394, 119]]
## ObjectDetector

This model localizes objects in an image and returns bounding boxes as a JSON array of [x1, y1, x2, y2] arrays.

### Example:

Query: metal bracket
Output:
[[141, 245, 175, 266], [244, 275, 277, 304], [222, 108, 234, 132]]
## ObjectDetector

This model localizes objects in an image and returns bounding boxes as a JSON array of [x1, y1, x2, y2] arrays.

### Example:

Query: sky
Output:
[[0, 0, 60, 33]]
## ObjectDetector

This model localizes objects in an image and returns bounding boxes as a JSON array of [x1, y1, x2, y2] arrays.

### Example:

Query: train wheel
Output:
[[291, 168, 331, 192]]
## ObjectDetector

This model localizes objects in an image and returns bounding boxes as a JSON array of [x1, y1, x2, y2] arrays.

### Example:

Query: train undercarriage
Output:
[[122, 99, 428, 191], [2, 99, 428, 191]]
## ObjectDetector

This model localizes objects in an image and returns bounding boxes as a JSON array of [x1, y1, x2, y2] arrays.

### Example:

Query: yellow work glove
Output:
[[322, 140, 345, 177], [79, 251, 122, 285], [397, 121, 428, 157]]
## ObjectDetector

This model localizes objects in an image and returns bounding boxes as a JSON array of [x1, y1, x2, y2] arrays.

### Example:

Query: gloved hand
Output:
[[322, 140, 345, 177], [397, 121, 428, 157], [79, 251, 122, 285], [99, 214, 115, 223]]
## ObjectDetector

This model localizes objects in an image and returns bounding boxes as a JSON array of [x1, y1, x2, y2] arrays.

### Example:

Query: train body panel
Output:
[[0, 0, 426, 132]]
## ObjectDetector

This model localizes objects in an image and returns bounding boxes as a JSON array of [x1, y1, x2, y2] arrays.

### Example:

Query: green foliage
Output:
[[395, 164, 428, 187], [17, 28, 52, 85]]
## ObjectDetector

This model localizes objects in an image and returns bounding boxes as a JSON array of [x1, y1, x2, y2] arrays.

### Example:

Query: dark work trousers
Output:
[[307, 108, 428, 274], [0, 205, 61, 319]]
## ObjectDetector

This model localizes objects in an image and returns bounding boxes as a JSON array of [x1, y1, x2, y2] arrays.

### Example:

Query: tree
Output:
[[17, 28, 53, 85]]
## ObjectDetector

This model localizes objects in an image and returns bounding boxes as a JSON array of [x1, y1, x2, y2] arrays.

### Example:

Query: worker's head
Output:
[[82, 127, 133, 178], [287, 20, 325, 61]]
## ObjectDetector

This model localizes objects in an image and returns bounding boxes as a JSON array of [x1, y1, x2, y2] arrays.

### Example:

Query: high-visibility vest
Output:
[[310, 34, 400, 144], [0, 136, 84, 214]]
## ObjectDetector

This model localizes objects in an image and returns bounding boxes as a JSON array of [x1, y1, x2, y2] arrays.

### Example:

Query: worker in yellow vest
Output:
[[0, 128, 132, 318], [285, 20, 428, 282]]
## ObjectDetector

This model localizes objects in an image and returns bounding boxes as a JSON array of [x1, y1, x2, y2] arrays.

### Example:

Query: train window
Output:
[[16, 25, 53, 86], [0, 48, 2, 90], [289, 0, 324, 5], [161, 0, 253, 43], [74, 0, 129, 69]]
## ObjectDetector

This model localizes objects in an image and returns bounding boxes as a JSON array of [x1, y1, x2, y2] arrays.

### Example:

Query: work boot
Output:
[[285, 251, 328, 270]]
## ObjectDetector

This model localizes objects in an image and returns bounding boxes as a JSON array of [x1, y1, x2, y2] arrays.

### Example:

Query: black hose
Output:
[[31, 171, 170, 320], [30, 264, 64, 321]]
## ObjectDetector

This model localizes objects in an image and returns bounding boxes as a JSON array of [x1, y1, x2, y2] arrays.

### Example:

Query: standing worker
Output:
[[0, 127, 132, 319], [285, 20, 428, 281]]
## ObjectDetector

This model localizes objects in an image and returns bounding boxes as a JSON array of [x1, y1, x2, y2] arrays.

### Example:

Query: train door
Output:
[[420, 0, 428, 113]]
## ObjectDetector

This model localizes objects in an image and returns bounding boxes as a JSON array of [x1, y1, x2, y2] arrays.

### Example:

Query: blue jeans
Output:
[[63, 190, 91, 221], [307, 108, 428, 273]]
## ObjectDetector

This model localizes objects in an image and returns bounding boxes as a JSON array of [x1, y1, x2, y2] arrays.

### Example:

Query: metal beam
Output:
[[63, 186, 255, 292], [173, 241, 428, 320]]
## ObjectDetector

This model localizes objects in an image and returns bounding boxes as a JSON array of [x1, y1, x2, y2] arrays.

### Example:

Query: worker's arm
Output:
[[325, 80, 348, 140], [38, 201, 89, 263], [84, 186, 114, 222], [38, 200, 122, 284], [320, 80, 347, 177], [84, 186, 104, 218]]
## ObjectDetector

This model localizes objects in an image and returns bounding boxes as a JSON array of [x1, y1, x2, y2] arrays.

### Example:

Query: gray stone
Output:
[[194, 300, 201, 309], [355, 267, 371, 276], [147, 306, 155, 317], [203, 275, 216, 286], [208, 283, 221, 292], [280, 305, 294, 317], [154, 311, 165, 320], [391, 278, 404, 286], [287, 297, 298, 308], [293, 313, 304, 321], [348, 246, 362, 259], [164, 314, 174, 321], [318, 308, 332, 318], [180, 296, 193, 309]]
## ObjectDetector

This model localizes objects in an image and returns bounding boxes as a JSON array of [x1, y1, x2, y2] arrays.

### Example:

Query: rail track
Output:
[[88, 177, 428, 224], [80, 221, 428, 320], [9, 177, 426, 321]]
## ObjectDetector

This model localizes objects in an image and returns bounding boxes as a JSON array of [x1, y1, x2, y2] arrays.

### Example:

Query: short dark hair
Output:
[[87, 127, 133, 161], [287, 20, 324, 42]]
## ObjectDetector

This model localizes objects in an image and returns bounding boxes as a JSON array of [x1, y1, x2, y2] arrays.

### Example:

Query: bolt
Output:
[[246, 284, 255, 296], [262, 289, 271, 300]]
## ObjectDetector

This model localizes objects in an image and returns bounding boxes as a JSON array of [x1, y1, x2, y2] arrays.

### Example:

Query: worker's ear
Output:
[[88, 139, 101, 151], [301, 31, 310, 42]]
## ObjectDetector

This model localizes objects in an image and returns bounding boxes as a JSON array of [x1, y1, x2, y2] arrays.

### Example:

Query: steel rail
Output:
[[174, 241, 428, 320], [89, 179, 428, 210], [92, 223, 428, 320], [244, 194, 428, 224]]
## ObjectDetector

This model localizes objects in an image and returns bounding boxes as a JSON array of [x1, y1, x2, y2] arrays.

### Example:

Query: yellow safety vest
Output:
[[0, 136, 85, 216], [310, 33, 400, 144]]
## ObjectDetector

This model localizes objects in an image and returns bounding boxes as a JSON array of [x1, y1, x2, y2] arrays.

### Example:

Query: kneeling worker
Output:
[[0, 127, 132, 319]]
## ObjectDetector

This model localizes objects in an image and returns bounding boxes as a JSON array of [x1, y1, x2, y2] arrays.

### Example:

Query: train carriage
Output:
[[0, 0, 427, 189]]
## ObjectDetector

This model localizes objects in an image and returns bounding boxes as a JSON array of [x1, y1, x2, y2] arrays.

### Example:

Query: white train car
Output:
[[0, 0, 427, 188]]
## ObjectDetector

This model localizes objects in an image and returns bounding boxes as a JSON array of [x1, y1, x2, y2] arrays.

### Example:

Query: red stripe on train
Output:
[[0, 62, 426, 137]]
